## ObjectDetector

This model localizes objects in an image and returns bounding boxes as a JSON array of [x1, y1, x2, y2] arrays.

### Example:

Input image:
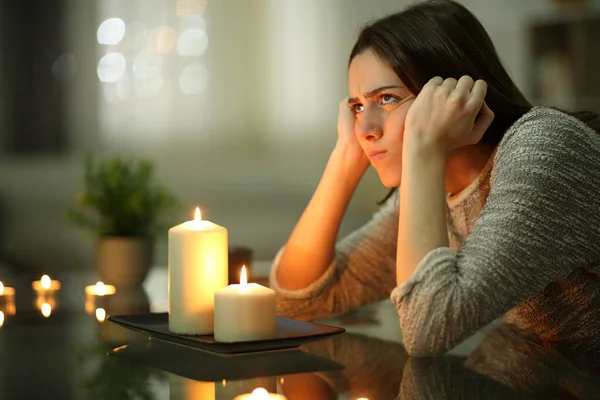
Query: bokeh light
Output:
[[97, 52, 126, 83], [147, 26, 178, 54], [177, 28, 208, 56], [179, 64, 208, 94], [52, 53, 77, 82], [97, 18, 126, 45]]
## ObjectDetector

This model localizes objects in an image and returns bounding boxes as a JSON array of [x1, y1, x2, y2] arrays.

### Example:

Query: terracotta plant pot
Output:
[[97, 237, 153, 287]]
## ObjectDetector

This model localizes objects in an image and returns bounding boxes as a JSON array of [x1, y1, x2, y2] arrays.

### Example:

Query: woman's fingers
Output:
[[468, 79, 488, 109], [441, 78, 458, 91], [473, 101, 495, 137], [454, 76, 474, 96]]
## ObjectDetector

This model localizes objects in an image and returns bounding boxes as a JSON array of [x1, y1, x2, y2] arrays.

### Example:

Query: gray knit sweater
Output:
[[269, 107, 600, 357]]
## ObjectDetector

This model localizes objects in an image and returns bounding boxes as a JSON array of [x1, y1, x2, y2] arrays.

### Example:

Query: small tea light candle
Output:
[[0, 282, 15, 297], [214, 266, 276, 342], [233, 388, 287, 400], [32, 275, 61, 293], [85, 281, 116, 296]]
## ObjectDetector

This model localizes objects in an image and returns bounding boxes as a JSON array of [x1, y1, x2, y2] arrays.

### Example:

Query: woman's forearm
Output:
[[397, 141, 448, 285], [277, 146, 365, 290]]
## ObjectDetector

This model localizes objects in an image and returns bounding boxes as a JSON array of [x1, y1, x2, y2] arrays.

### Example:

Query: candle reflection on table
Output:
[[95, 308, 106, 322], [217, 378, 278, 399], [233, 387, 287, 400], [41, 302, 52, 318], [169, 374, 215, 400]]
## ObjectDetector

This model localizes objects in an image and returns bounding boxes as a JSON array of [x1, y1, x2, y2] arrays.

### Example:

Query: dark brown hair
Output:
[[349, 0, 598, 203]]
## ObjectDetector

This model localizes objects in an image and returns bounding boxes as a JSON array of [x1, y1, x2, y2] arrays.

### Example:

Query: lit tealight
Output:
[[32, 275, 61, 292], [41, 303, 52, 318], [0, 281, 16, 296], [95, 308, 107, 322], [233, 387, 288, 400], [85, 281, 116, 296]]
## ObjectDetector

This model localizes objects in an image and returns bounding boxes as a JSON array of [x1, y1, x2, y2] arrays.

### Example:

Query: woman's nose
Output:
[[356, 112, 383, 141]]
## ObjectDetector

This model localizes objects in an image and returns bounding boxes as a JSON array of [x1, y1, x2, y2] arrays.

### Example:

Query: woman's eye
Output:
[[352, 104, 364, 113], [381, 94, 397, 104]]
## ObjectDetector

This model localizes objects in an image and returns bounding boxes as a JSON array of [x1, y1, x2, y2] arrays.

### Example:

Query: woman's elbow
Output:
[[400, 320, 456, 357], [403, 339, 452, 357]]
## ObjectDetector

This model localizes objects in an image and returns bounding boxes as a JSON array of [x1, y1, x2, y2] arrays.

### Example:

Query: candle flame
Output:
[[250, 388, 269, 399], [41, 303, 52, 318], [96, 308, 106, 322], [0, 311, 4, 327], [240, 265, 247, 286], [41, 275, 51, 289], [95, 281, 107, 296], [0, 282, 4, 295], [194, 207, 201, 221]]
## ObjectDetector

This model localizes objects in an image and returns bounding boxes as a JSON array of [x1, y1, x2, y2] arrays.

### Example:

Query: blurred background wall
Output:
[[0, 0, 598, 274]]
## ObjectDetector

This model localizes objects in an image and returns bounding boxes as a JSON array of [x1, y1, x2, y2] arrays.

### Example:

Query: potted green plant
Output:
[[68, 153, 181, 287]]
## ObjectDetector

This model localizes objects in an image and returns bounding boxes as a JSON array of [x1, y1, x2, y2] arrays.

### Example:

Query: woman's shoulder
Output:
[[495, 106, 600, 167]]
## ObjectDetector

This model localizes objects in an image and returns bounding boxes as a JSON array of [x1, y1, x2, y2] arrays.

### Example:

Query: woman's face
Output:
[[348, 49, 415, 187]]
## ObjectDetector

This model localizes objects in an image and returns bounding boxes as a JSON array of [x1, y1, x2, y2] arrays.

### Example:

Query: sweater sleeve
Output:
[[391, 108, 600, 356], [269, 190, 399, 321]]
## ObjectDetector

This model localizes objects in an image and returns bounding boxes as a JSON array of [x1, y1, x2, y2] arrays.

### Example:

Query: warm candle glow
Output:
[[41, 275, 51, 289], [240, 265, 248, 286], [96, 308, 106, 322], [251, 388, 269, 399], [0, 311, 4, 327], [194, 207, 201, 221], [41, 303, 52, 318], [85, 282, 115, 296], [95, 281, 106, 296], [33, 275, 60, 292], [0, 282, 3, 295], [356, 398, 370, 400]]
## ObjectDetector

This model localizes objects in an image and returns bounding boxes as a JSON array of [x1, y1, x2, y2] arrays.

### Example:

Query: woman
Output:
[[269, 0, 600, 356]]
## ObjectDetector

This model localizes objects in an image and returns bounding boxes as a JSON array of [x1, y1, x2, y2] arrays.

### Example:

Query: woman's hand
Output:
[[335, 98, 370, 173], [404, 76, 495, 153]]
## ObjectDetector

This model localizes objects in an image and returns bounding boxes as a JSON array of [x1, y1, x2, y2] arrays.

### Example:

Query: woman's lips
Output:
[[368, 150, 387, 163]]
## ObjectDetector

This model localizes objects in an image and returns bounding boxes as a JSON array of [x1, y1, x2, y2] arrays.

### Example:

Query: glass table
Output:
[[1, 261, 599, 400]]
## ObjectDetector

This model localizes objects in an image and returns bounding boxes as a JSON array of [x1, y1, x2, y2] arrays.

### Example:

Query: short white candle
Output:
[[214, 266, 276, 342], [169, 207, 228, 335], [233, 388, 287, 400]]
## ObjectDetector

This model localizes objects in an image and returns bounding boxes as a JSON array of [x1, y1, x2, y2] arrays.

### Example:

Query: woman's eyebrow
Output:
[[348, 85, 405, 104]]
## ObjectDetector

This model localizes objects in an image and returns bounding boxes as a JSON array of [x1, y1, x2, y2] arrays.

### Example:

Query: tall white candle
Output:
[[169, 207, 228, 335], [214, 266, 276, 342]]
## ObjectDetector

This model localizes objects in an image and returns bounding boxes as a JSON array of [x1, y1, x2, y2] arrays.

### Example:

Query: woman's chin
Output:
[[379, 173, 401, 188]]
